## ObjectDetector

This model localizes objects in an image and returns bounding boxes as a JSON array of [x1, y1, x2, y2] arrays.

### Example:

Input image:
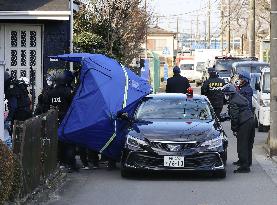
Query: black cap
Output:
[[208, 67, 216, 73], [173, 66, 181, 73]]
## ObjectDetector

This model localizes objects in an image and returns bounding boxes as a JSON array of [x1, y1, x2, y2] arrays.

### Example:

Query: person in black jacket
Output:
[[237, 70, 253, 112], [166, 66, 190, 94], [201, 68, 225, 119], [47, 70, 77, 172], [223, 84, 255, 173], [4, 73, 32, 134]]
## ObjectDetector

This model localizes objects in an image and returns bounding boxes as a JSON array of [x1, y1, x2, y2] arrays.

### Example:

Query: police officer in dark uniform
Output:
[[4, 72, 32, 132], [201, 67, 225, 119], [35, 75, 54, 115], [237, 70, 253, 112], [47, 70, 77, 172], [222, 84, 255, 173], [166, 66, 190, 93]]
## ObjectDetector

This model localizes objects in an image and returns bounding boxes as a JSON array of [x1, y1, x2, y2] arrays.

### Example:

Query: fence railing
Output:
[[12, 109, 59, 199]]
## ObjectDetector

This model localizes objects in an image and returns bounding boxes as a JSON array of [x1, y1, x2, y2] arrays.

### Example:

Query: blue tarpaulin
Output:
[[50, 53, 152, 160]]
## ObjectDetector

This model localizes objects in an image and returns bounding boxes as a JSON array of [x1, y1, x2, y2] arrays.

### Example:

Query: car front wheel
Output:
[[223, 148, 227, 166], [121, 167, 132, 178], [258, 121, 266, 132], [254, 114, 258, 128], [214, 170, 226, 179]]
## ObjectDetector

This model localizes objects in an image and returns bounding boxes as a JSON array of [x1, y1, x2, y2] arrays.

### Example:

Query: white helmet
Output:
[[18, 77, 30, 86]]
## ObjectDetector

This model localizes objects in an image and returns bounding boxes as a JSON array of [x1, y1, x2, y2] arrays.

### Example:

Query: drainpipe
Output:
[[0, 61, 5, 141], [70, 0, 74, 71]]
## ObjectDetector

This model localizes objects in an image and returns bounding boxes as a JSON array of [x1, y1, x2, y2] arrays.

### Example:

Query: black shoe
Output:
[[232, 160, 241, 166], [92, 163, 100, 169], [107, 162, 117, 171], [68, 166, 79, 173], [234, 167, 250, 173]]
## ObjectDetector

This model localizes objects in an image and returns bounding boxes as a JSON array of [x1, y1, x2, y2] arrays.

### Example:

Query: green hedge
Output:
[[0, 141, 21, 204]]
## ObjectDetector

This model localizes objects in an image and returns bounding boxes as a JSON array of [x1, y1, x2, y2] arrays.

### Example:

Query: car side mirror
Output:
[[117, 112, 130, 121], [255, 82, 261, 91], [117, 112, 135, 124]]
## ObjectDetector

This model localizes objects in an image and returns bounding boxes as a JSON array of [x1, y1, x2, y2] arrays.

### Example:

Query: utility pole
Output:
[[196, 15, 199, 45], [221, 0, 224, 54], [249, 0, 256, 57], [204, 21, 207, 49], [208, 0, 211, 49], [227, 0, 231, 53], [176, 17, 179, 53], [241, 34, 244, 55], [270, 0, 277, 156], [190, 19, 193, 52]]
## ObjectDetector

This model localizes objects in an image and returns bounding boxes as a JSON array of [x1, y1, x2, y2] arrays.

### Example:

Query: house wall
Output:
[[0, 19, 70, 86], [147, 35, 175, 58], [43, 20, 70, 74]]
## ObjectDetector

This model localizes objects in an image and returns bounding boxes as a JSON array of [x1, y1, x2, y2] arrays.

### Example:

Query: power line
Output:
[[212, 0, 247, 37], [154, 0, 219, 18]]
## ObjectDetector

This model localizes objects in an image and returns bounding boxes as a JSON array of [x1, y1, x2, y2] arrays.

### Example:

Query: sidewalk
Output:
[[253, 129, 277, 185]]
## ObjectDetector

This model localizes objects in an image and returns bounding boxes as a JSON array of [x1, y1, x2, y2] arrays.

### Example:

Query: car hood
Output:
[[129, 120, 221, 142]]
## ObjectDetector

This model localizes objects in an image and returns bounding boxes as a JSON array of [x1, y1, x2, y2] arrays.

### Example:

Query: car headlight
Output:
[[260, 99, 270, 107], [126, 135, 147, 148], [201, 133, 223, 149]]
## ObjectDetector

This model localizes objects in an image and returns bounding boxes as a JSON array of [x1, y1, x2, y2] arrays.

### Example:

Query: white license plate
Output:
[[164, 156, 185, 167]]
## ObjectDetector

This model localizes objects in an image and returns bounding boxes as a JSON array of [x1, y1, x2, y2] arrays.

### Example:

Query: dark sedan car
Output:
[[121, 93, 228, 178]]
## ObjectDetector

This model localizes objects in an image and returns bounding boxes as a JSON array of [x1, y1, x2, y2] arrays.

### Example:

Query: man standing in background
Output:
[[166, 66, 190, 94]]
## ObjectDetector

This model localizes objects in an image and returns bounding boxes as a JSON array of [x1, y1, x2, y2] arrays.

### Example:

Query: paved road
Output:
[[45, 85, 277, 205]]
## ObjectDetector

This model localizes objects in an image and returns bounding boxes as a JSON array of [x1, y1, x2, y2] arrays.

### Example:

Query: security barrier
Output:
[[12, 109, 59, 199]]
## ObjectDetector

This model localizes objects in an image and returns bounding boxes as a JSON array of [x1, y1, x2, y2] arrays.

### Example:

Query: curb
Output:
[[16, 169, 67, 205], [262, 143, 277, 164]]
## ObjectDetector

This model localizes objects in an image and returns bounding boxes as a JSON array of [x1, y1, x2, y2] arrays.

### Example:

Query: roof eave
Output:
[[0, 11, 70, 20]]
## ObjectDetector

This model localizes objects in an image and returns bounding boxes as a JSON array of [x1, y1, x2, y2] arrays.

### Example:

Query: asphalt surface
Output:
[[44, 85, 277, 205]]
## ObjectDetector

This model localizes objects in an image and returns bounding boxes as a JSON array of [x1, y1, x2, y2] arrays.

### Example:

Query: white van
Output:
[[179, 59, 195, 82], [194, 49, 222, 85], [253, 66, 270, 132]]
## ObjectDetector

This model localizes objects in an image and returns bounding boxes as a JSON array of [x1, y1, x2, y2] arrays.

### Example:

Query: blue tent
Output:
[[50, 53, 152, 160]]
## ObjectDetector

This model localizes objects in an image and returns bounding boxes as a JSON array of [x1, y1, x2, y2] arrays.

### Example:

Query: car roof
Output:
[[145, 93, 208, 101], [262, 66, 270, 73], [233, 61, 269, 67]]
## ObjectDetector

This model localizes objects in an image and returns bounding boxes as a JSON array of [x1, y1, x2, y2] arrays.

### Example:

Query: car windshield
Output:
[[215, 60, 235, 71], [196, 62, 205, 71], [263, 72, 270, 93], [136, 98, 213, 120], [180, 64, 194, 70], [218, 71, 230, 77]]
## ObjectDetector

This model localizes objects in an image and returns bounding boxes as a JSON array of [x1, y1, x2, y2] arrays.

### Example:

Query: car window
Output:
[[250, 73, 261, 94], [263, 73, 270, 93], [180, 64, 194, 70], [136, 98, 213, 120], [236, 66, 252, 74], [215, 60, 234, 71]]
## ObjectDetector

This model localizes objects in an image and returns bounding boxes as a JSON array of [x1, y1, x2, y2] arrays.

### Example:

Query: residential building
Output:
[[147, 26, 177, 66], [0, 0, 76, 98]]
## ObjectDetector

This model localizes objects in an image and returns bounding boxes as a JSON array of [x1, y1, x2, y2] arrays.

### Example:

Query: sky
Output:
[[149, 0, 221, 36]]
